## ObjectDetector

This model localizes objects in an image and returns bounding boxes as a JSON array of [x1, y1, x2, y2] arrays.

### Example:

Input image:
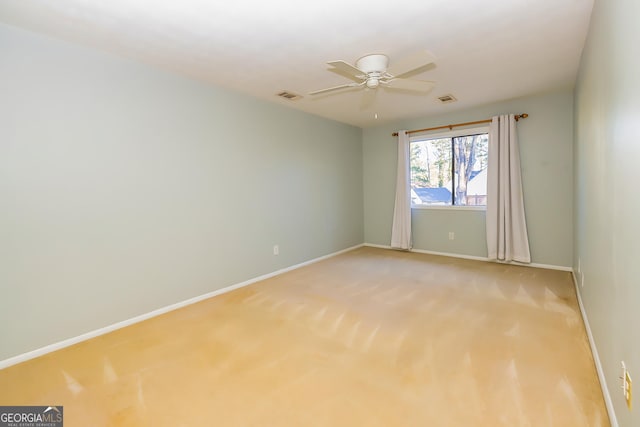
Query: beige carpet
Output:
[[0, 247, 609, 426]]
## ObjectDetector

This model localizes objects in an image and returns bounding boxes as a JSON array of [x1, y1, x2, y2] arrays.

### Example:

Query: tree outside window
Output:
[[410, 132, 488, 206]]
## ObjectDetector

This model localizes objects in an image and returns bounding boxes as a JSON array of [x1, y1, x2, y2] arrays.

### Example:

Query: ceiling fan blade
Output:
[[309, 82, 362, 96], [359, 88, 378, 111], [327, 60, 365, 78], [385, 78, 436, 93], [387, 51, 436, 78], [329, 67, 364, 83]]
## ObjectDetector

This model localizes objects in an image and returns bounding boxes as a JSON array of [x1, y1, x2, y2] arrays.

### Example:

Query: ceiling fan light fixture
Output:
[[366, 78, 379, 89]]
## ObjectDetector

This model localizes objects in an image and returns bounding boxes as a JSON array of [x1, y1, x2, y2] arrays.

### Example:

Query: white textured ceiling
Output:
[[0, 0, 594, 128]]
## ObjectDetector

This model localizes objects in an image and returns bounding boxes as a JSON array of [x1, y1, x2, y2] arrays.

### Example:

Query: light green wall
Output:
[[574, 0, 640, 424], [363, 90, 574, 267], [0, 23, 363, 360]]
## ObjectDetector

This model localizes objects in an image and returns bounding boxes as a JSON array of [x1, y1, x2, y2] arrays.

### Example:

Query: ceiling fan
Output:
[[309, 51, 436, 98]]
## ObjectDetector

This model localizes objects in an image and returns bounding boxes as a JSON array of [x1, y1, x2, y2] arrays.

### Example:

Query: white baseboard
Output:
[[571, 271, 618, 427], [363, 243, 572, 271], [0, 244, 364, 370]]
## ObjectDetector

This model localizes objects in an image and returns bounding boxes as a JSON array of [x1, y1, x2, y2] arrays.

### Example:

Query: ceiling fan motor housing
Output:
[[356, 54, 389, 89], [355, 54, 389, 73]]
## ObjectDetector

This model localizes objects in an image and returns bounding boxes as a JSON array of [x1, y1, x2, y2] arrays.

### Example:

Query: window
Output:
[[410, 128, 489, 207]]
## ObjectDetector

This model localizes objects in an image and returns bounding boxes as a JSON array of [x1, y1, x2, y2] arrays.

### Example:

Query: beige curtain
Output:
[[486, 115, 531, 263], [390, 131, 412, 250]]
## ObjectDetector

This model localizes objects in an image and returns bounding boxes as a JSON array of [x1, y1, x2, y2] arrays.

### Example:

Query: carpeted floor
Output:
[[0, 246, 609, 426]]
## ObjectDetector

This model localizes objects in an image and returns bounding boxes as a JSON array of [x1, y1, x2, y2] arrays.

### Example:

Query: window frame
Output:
[[409, 125, 489, 211]]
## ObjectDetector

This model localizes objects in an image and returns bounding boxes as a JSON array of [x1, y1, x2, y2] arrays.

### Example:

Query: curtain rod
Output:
[[391, 113, 528, 137]]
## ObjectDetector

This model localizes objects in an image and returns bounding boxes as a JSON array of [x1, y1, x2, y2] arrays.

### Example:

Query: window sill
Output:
[[411, 205, 486, 211]]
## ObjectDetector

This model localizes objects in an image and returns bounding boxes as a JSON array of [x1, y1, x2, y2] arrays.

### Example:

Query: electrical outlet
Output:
[[621, 361, 633, 410], [448, 232, 455, 240], [273, 245, 279, 256]]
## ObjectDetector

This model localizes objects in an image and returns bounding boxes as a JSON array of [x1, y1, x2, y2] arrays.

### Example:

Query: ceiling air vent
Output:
[[276, 91, 302, 101], [437, 94, 457, 104]]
